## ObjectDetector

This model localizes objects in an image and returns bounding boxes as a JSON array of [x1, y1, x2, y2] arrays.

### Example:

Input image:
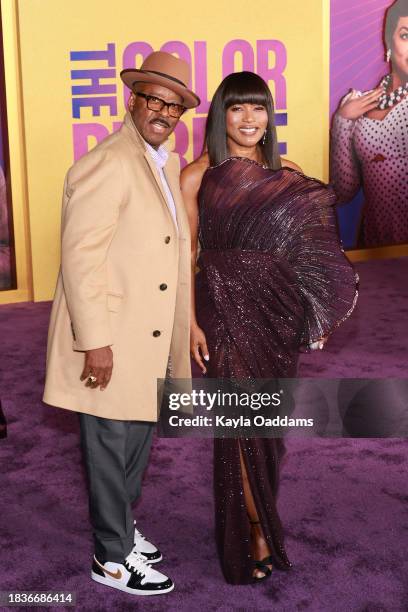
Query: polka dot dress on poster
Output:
[[330, 96, 408, 247]]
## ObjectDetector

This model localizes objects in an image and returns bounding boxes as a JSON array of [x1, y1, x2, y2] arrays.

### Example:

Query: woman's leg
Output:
[[214, 437, 291, 584], [238, 438, 292, 572], [238, 442, 273, 578]]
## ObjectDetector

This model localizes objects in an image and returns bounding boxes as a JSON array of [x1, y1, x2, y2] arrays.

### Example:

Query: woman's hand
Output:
[[338, 87, 383, 120], [190, 324, 209, 374], [309, 336, 328, 351]]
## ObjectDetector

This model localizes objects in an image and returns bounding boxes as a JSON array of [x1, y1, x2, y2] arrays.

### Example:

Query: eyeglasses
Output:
[[135, 92, 186, 118]]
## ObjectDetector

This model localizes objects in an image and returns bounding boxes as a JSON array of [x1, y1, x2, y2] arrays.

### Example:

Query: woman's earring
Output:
[[262, 131, 267, 145], [386, 48, 391, 63]]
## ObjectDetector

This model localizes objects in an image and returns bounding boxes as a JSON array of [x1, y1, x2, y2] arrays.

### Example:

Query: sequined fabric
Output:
[[195, 157, 358, 584], [330, 98, 408, 247]]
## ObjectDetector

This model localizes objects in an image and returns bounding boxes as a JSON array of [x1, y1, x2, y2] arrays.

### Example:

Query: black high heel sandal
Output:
[[249, 519, 273, 581]]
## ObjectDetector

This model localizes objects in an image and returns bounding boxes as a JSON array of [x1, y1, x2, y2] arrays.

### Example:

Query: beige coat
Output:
[[43, 113, 191, 421]]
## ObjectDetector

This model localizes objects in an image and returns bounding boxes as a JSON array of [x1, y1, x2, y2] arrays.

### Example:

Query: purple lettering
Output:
[[222, 40, 254, 76], [194, 41, 210, 114], [256, 40, 287, 109], [70, 43, 116, 66], [72, 97, 117, 118], [73, 123, 110, 160], [192, 116, 207, 160], [172, 121, 189, 168], [71, 69, 117, 96]]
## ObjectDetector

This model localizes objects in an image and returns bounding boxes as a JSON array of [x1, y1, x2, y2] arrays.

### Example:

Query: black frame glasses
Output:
[[135, 92, 186, 118]]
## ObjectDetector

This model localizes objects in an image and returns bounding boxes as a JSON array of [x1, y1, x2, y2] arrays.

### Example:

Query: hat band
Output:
[[134, 69, 187, 88]]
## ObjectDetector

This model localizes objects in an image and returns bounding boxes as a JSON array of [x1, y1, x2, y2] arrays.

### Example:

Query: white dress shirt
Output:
[[145, 141, 178, 232]]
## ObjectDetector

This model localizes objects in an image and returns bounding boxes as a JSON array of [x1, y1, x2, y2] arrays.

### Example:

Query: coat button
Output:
[[164, 236, 171, 244], [159, 283, 167, 291], [152, 330, 161, 337]]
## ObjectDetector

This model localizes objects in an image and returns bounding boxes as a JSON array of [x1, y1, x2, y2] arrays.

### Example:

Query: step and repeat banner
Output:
[[0, 0, 406, 299], [15, 0, 329, 300]]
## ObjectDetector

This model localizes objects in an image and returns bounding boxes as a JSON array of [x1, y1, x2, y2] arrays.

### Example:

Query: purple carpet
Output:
[[1, 257, 407, 611]]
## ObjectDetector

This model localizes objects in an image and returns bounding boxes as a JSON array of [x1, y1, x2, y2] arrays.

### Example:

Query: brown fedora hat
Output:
[[120, 51, 200, 109]]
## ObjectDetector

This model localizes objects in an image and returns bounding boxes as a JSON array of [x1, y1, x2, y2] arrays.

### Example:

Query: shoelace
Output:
[[125, 550, 152, 576]]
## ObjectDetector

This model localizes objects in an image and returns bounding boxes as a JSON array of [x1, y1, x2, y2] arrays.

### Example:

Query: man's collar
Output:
[[123, 112, 146, 149], [144, 141, 169, 169]]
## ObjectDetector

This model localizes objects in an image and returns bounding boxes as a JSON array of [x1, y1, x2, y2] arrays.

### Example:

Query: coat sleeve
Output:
[[61, 148, 124, 351]]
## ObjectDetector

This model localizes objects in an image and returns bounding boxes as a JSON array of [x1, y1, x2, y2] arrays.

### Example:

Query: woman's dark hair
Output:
[[384, 0, 408, 49], [204, 71, 281, 170]]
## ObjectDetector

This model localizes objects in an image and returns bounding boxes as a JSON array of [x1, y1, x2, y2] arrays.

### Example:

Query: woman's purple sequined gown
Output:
[[195, 157, 358, 584]]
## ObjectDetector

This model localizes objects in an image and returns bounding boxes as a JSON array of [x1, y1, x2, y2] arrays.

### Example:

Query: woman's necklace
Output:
[[378, 74, 408, 110]]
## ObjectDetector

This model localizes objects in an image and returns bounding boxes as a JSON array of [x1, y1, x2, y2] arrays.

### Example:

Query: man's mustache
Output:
[[150, 118, 170, 128]]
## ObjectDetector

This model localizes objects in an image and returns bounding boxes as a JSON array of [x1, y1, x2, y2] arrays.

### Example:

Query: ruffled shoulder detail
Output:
[[267, 170, 359, 346]]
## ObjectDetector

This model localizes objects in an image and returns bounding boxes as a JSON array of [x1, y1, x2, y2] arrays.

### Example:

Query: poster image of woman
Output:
[[330, 0, 408, 248]]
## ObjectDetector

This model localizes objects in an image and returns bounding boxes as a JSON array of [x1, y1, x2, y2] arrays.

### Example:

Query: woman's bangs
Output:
[[223, 82, 269, 109]]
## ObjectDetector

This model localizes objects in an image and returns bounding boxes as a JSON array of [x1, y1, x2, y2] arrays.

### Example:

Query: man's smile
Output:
[[150, 118, 171, 133]]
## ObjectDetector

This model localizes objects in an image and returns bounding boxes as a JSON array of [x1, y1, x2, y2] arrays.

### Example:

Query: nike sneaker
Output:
[[91, 549, 174, 596], [133, 520, 162, 563]]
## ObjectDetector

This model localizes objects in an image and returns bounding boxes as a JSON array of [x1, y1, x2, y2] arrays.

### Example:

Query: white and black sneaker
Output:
[[133, 520, 162, 564], [91, 549, 174, 596]]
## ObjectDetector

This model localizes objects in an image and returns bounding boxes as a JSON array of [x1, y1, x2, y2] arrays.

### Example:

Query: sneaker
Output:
[[133, 520, 162, 563], [91, 549, 174, 596]]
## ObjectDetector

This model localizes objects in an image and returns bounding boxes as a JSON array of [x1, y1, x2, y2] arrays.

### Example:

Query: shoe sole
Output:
[[91, 572, 174, 596]]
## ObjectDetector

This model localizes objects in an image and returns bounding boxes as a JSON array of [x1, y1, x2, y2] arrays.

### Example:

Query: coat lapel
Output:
[[123, 112, 185, 236], [163, 157, 188, 238], [143, 150, 172, 208]]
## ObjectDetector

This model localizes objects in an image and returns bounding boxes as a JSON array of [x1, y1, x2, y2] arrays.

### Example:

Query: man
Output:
[[43, 52, 200, 596]]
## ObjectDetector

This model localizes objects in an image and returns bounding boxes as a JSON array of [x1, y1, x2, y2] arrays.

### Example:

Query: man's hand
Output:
[[80, 346, 113, 390]]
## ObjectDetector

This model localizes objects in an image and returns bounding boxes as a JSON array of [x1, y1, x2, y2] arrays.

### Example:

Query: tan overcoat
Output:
[[43, 112, 191, 421]]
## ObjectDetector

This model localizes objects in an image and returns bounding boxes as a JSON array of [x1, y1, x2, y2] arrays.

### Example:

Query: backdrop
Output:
[[14, 0, 328, 301], [1, 0, 405, 302]]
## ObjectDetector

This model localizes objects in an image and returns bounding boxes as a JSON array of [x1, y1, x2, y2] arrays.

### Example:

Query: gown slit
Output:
[[237, 439, 275, 574]]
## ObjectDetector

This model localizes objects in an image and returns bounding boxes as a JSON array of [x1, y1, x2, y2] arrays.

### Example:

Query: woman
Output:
[[181, 71, 358, 584], [331, 0, 408, 247]]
